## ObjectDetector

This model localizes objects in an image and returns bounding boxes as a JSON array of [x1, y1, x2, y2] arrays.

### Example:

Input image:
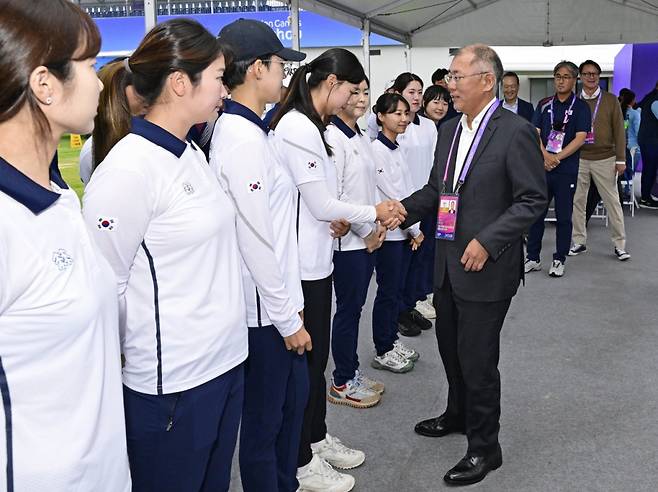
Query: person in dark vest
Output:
[[637, 80, 658, 208]]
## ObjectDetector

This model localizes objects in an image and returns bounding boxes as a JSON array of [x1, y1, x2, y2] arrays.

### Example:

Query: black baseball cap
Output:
[[218, 18, 306, 63]]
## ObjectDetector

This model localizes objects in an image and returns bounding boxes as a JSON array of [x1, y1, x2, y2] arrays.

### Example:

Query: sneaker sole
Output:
[[617, 256, 631, 261], [328, 458, 365, 472], [370, 359, 414, 373], [327, 393, 381, 409], [568, 249, 586, 256], [548, 271, 563, 277]]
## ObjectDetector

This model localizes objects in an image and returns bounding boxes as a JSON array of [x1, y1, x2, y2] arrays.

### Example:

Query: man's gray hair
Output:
[[455, 44, 504, 84], [553, 61, 579, 78]]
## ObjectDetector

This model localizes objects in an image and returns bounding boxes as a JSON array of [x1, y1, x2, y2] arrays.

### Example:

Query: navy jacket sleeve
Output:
[[575, 99, 592, 133]]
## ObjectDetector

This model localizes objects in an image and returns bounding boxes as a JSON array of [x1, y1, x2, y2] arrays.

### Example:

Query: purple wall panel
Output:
[[613, 43, 658, 100], [631, 44, 658, 102], [612, 44, 632, 96]]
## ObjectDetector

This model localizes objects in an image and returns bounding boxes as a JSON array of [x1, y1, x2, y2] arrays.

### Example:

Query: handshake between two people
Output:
[[329, 199, 408, 247]]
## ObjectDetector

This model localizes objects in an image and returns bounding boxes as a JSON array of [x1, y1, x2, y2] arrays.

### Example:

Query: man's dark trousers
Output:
[[435, 269, 511, 455]]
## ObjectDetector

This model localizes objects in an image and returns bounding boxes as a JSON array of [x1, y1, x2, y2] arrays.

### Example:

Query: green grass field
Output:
[[58, 135, 84, 198]]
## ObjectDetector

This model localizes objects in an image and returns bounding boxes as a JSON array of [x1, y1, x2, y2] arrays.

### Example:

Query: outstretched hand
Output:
[[375, 200, 407, 230]]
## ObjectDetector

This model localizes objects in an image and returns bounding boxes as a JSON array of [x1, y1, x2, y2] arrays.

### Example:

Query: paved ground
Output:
[[230, 208, 658, 491]]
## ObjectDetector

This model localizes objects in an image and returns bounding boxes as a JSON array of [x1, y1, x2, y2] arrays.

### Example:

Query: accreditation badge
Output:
[[436, 194, 460, 241], [546, 130, 565, 153], [585, 131, 595, 144]]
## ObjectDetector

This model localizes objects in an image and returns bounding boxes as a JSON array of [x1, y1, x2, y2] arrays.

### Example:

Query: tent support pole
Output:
[[144, 0, 157, 32], [291, 0, 301, 52], [362, 19, 371, 82]]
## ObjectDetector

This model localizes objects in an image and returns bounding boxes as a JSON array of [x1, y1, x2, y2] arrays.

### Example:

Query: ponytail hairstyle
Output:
[[618, 88, 635, 119], [0, 0, 100, 142], [270, 48, 366, 156], [391, 72, 424, 94], [92, 59, 135, 170], [94, 18, 227, 163], [374, 92, 410, 127]]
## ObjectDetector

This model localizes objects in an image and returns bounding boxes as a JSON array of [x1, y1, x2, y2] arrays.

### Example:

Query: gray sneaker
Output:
[[371, 349, 414, 373], [524, 259, 542, 273], [548, 260, 565, 277]]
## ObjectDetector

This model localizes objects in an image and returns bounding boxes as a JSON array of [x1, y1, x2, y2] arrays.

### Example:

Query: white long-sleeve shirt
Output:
[[0, 157, 130, 491], [371, 132, 421, 241], [326, 116, 378, 251], [272, 110, 376, 280], [210, 100, 304, 337], [397, 113, 438, 191], [83, 117, 247, 395]]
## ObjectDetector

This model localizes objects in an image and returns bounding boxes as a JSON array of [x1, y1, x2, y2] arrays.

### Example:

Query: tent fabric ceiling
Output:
[[299, 0, 658, 46]]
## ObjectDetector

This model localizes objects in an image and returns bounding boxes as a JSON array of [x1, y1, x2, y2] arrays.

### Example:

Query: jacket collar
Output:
[[130, 117, 187, 158], [223, 99, 270, 135], [330, 115, 360, 139], [376, 131, 398, 150], [0, 153, 68, 215]]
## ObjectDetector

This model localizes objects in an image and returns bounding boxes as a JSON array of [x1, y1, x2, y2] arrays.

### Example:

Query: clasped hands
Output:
[[330, 200, 407, 239], [543, 151, 560, 172]]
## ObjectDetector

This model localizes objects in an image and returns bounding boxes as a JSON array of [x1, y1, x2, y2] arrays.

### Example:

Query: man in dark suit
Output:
[[401, 45, 547, 486], [501, 71, 534, 122]]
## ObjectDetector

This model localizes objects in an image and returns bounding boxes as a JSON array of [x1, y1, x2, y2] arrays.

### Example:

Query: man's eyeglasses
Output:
[[443, 71, 491, 84], [580, 72, 599, 78], [553, 74, 574, 81], [260, 59, 296, 77]]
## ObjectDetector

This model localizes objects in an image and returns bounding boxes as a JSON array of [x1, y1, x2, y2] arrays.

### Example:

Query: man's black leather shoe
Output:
[[443, 447, 502, 486], [398, 311, 421, 337], [409, 308, 433, 330], [414, 415, 465, 437]]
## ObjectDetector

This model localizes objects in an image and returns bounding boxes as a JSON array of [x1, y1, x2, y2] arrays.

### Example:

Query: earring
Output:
[[45, 97, 52, 105]]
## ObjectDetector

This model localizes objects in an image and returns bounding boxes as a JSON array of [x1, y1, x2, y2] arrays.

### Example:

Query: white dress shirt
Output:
[[453, 97, 497, 189], [502, 98, 518, 114]]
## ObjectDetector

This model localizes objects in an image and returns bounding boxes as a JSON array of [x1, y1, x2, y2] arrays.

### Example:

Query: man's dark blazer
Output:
[[401, 104, 547, 303], [517, 98, 535, 122]]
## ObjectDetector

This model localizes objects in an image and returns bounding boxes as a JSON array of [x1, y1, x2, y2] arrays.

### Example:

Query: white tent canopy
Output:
[[296, 0, 658, 46]]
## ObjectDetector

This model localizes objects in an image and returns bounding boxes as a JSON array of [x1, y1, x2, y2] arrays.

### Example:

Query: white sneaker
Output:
[[524, 259, 542, 273], [414, 298, 436, 319], [393, 339, 420, 362], [548, 259, 565, 277], [371, 348, 414, 373], [311, 434, 365, 470], [297, 454, 355, 492], [354, 369, 385, 395]]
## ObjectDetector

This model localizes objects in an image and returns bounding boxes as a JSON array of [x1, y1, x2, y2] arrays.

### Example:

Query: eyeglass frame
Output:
[[553, 74, 576, 82], [443, 71, 492, 84], [580, 71, 600, 78]]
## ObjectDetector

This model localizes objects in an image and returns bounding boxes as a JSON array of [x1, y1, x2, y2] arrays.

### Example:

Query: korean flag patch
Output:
[[97, 217, 117, 231]]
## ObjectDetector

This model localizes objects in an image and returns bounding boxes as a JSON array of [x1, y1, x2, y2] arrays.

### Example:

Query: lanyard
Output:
[[585, 92, 602, 131], [443, 100, 500, 194], [549, 94, 576, 127]]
